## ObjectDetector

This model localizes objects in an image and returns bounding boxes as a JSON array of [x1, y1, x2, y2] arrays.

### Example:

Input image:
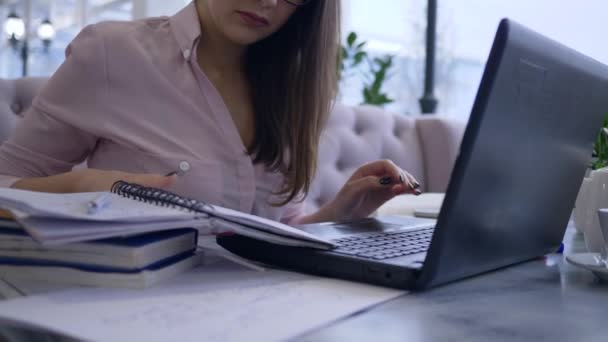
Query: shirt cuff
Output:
[[0, 175, 21, 188]]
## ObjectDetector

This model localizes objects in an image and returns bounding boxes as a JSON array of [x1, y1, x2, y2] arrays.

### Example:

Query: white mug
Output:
[[597, 209, 608, 257], [573, 177, 592, 233], [576, 168, 608, 254]]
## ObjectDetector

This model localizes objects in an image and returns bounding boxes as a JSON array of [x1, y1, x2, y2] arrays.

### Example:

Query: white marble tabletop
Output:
[[1, 223, 606, 341], [298, 225, 608, 342]]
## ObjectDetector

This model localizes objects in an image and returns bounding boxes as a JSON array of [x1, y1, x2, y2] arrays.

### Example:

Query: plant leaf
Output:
[[347, 32, 357, 46]]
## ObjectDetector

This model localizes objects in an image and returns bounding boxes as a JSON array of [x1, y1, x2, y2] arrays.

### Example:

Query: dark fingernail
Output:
[[414, 189, 422, 195], [165, 171, 177, 177], [379, 176, 392, 185], [413, 182, 421, 189], [399, 174, 405, 183]]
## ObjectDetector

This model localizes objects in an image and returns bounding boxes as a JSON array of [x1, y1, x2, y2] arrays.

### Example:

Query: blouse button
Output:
[[182, 48, 191, 60], [179, 161, 191, 173]]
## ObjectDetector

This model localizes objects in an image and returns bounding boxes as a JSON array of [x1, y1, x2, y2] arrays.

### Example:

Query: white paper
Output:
[[208, 205, 332, 245], [0, 189, 198, 222], [0, 261, 405, 342]]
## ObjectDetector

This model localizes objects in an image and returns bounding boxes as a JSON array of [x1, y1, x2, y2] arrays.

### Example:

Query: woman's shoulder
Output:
[[65, 16, 176, 77], [75, 16, 172, 50]]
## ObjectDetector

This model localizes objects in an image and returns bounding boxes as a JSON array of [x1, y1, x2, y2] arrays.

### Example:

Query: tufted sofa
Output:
[[0, 77, 466, 212]]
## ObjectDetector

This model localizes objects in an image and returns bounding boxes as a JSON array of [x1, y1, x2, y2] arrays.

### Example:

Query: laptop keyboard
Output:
[[331, 226, 434, 260]]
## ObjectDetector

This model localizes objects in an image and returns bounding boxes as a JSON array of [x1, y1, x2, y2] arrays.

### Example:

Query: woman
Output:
[[0, 0, 420, 224]]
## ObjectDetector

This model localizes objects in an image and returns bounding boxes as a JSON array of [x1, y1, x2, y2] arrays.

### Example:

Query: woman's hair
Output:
[[247, 0, 341, 205]]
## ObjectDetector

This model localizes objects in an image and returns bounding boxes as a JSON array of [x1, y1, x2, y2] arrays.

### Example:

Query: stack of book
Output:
[[0, 182, 334, 290], [0, 215, 199, 289]]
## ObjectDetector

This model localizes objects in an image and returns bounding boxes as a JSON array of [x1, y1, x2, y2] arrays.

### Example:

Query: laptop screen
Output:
[[417, 19, 608, 289]]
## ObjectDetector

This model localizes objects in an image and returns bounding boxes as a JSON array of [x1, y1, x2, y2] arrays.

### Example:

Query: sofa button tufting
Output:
[[354, 122, 364, 135], [393, 124, 401, 138], [11, 103, 22, 115], [336, 160, 344, 171]]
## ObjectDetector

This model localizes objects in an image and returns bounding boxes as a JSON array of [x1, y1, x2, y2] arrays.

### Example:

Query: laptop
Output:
[[217, 19, 608, 290]]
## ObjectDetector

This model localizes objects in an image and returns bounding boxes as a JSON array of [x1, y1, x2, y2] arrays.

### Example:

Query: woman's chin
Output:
[[224, 28, 272, 46]]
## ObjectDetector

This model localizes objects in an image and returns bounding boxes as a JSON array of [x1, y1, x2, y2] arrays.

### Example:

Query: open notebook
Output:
[[0, 181, 333, 250]]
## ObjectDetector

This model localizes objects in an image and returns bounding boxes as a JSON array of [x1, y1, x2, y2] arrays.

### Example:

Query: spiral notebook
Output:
[[0, 182, 333, 250]]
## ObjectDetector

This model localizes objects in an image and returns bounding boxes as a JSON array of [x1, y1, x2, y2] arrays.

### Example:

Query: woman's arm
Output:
[[0, 25, 106, 191], [0, 24, 176, 193], [0, 105, 98, 192], [10, 169, 177, 193]]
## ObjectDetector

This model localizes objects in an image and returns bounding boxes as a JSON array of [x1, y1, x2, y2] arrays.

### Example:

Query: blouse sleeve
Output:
[[0, 24, 108, 186]]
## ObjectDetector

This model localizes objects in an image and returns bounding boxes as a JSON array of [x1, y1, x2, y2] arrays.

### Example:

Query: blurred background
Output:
[[0, 0, 606, 121]]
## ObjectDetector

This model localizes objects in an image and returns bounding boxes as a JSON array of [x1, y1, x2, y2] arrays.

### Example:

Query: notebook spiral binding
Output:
[[111, 181, 214, 214]]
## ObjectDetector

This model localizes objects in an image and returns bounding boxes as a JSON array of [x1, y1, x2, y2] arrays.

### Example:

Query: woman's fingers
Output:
[[355, 160, 401, 178], [400, 170, 421, 195], [371, 160, 421, 194], [350, 160, 422, 196], [348, 174, 416, 197]]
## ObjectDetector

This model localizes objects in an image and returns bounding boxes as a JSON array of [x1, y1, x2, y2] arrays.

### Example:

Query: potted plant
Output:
[[339, 32, 395, 107], [573, 113, 608, 254]]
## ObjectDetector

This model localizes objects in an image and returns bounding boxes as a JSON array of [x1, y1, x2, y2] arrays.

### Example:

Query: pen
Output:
[[87, 193, 112, 215]]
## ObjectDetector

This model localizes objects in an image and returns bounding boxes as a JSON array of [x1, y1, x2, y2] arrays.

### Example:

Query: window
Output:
[[342, 0, 608, 120], [341, 0, 465, 117], [2, 0, 606, 121], [0, 0, 188, 78]]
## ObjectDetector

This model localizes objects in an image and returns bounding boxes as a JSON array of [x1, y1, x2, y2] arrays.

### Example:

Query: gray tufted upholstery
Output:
[[0, 77, 48, 144], [0, 77, 466, 212]]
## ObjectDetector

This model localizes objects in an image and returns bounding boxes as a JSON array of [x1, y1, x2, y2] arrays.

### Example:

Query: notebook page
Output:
[[209, 218, 332, 250], [0, 189, 198, 222], [0, 188, 332, 247], [202, 205, 334, 247]]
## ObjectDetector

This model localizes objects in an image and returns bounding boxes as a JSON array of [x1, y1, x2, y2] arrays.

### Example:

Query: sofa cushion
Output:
[[416, 117, 466, 192]]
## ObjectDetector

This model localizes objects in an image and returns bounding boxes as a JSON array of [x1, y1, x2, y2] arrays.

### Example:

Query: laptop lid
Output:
[[415, 19, 608, 289]]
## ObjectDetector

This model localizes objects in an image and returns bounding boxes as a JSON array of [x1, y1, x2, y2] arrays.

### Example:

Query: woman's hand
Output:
[[11, 169, 177, 193], [305, 160, 421, 223]]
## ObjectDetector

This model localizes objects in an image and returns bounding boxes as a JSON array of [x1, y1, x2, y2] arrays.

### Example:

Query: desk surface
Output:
[[1, 224, 607, 341], [299, 225, 608, 342]]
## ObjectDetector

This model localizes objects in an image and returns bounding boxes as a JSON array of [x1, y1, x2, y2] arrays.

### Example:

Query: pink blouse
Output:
[[0, 2, 306, 224]]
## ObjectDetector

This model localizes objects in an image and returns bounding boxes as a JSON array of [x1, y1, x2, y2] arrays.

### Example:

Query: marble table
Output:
[[1, 224, 606, 341], [299, 225, 608, 342]]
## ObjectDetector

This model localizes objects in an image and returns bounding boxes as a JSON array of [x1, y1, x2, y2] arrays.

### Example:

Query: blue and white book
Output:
[[0, 218, 19, 230], [0, 251, 201, 289], [0, 227, 198, 270]]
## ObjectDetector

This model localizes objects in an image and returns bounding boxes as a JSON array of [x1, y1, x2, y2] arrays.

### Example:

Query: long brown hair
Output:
[[246, 0, 341, 205]]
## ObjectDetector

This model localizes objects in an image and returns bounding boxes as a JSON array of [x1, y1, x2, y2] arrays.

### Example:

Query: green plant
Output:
[[339, 32, 394, 107], [362, 56, 394, 106], [591, 112, 608, 170], [340, 32, 367, 78]]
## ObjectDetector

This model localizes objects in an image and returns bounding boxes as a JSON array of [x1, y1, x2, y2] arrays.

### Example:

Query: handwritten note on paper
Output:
[[0, 261, 405, 342]]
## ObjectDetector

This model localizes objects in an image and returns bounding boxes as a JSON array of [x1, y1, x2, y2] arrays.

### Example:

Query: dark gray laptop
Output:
[[217, 19, 608, 290]]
